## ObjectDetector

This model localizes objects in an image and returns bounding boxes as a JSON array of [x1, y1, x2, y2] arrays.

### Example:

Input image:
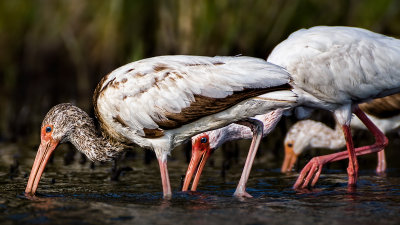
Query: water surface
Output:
[[1, 141, 400, 225]]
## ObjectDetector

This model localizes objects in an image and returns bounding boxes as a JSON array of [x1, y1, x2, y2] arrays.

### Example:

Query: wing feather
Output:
[[359, 93, 400, 118], [94, 55, 291, 137], [268, 26, 400, 104]]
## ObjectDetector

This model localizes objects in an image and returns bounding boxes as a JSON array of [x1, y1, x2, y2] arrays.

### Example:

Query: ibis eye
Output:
[[45, 126, 52, 133], [200, 137, 207, 143]]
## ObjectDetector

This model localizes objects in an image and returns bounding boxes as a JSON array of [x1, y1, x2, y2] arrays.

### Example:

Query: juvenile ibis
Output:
[[183, 109, 285, 193], [25, 55, 297, 198]]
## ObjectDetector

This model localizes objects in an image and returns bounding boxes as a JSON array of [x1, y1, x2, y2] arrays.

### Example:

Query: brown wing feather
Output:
[[156, 84, 292, 129], [93, 74, 134, 142], [93, 75, 291, 139], [359, 93, 400, 118]]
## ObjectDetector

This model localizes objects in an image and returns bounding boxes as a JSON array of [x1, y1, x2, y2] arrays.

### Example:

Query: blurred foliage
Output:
[[1, 0, 400, 143]]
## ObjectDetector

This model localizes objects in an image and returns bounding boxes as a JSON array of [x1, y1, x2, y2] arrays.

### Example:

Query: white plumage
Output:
[[95, 55, 297, 197], [284, 120, 344, 157], [182, 109, 285, 192], [268, 26, 400, 114], [281, 111, 400, 173], [97, 55, 292, 142], [267, 26, 400, 188], [26, 26, 400, 198], [183, 26, 400, 193]]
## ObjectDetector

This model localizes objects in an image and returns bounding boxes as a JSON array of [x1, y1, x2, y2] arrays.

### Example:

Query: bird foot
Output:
[[163, 193, 172, 200], [375, 162, 387, 175], [375, 169, 387, 177], [233, 190, 253, 198], [346, 165, 358, 186], [293, 156, 325, 189]]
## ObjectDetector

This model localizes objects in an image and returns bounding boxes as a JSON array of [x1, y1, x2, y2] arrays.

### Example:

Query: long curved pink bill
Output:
[[182, 149, 205, 191], [190, 152, 211, 191], [25, 140, 58, 196]]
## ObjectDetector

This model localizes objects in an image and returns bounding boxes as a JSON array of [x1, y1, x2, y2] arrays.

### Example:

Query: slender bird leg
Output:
[[157, 158, 172, 199], [376, 150, 387, 174], [294, 106, 388, 189], [342, 124, 358, 186], [233, 118, 264, 198]]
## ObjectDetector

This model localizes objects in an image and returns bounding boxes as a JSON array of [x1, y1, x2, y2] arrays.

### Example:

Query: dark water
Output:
[[1, 142, 400, 225]]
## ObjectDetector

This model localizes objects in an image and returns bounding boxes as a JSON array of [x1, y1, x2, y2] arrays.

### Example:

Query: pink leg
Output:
[[376, 150, 387, 174], [157, 158, 172, 199], [342, 124, 358, 186], [294, 106, 388, 189], [233, 118, 264, 198]]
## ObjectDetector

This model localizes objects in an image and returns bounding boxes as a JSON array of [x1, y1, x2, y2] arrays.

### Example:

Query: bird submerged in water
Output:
[[25, 55, 297, 198]]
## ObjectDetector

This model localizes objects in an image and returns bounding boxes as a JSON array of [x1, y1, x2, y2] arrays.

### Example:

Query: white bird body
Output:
[[268, 26, 400, 188], [285, 120, 345, 156], [25, 55, 299, 199], [92, 55, 299, 197], [289, 116, 396, 158], [172, 92, 294, 149], [351, 112, 400, 134], [183, 109, 285, 192], [95, 55, 296, 161], [184, 26, 400, 192], [192, 109, 286, 151], [282, 110, 400, 173], [268, 26, 400, 122]]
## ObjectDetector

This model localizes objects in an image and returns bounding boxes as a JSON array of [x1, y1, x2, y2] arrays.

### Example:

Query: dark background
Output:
[[1, 0, 400, 158], [2, 4, 400, 224]]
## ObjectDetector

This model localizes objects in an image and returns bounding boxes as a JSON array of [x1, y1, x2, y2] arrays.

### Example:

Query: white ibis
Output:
[[25, 55, 298, 198], [282, 120, 345, 173], [182, 109, 285, 193], [183, 26, 400, 192], [184, 96, 396, 191], [282, 114, 391, 174], [283, 93, 400, 174]]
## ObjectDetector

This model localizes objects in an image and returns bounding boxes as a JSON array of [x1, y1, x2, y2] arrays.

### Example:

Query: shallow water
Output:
[[1, 141, 400, 225]]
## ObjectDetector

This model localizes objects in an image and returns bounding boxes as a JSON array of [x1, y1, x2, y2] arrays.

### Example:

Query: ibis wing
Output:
[[94, 55, 291, 137], [359, 93, 400, 119], [268, 26, 400, 104]]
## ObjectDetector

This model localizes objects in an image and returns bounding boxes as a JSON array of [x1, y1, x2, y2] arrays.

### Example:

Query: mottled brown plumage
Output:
[[42, 103, 125, 162], [26, 55, 295, 198], [158, 84, 291, 129]]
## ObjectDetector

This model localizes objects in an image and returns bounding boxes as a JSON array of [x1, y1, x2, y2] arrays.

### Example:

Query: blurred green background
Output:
[[1, 0, 400, 144]]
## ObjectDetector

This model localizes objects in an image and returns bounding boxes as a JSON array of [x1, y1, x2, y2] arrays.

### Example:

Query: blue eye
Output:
[[200, 137, 207, 143], [45, 126, 52, 133]]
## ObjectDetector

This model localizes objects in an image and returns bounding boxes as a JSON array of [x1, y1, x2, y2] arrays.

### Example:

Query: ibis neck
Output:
[[207, 109, 285, 150], [67, 115, 125, 162]]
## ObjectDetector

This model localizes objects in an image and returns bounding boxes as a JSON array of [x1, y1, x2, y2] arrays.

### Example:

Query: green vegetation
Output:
[[1, 0, 400, 142]]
